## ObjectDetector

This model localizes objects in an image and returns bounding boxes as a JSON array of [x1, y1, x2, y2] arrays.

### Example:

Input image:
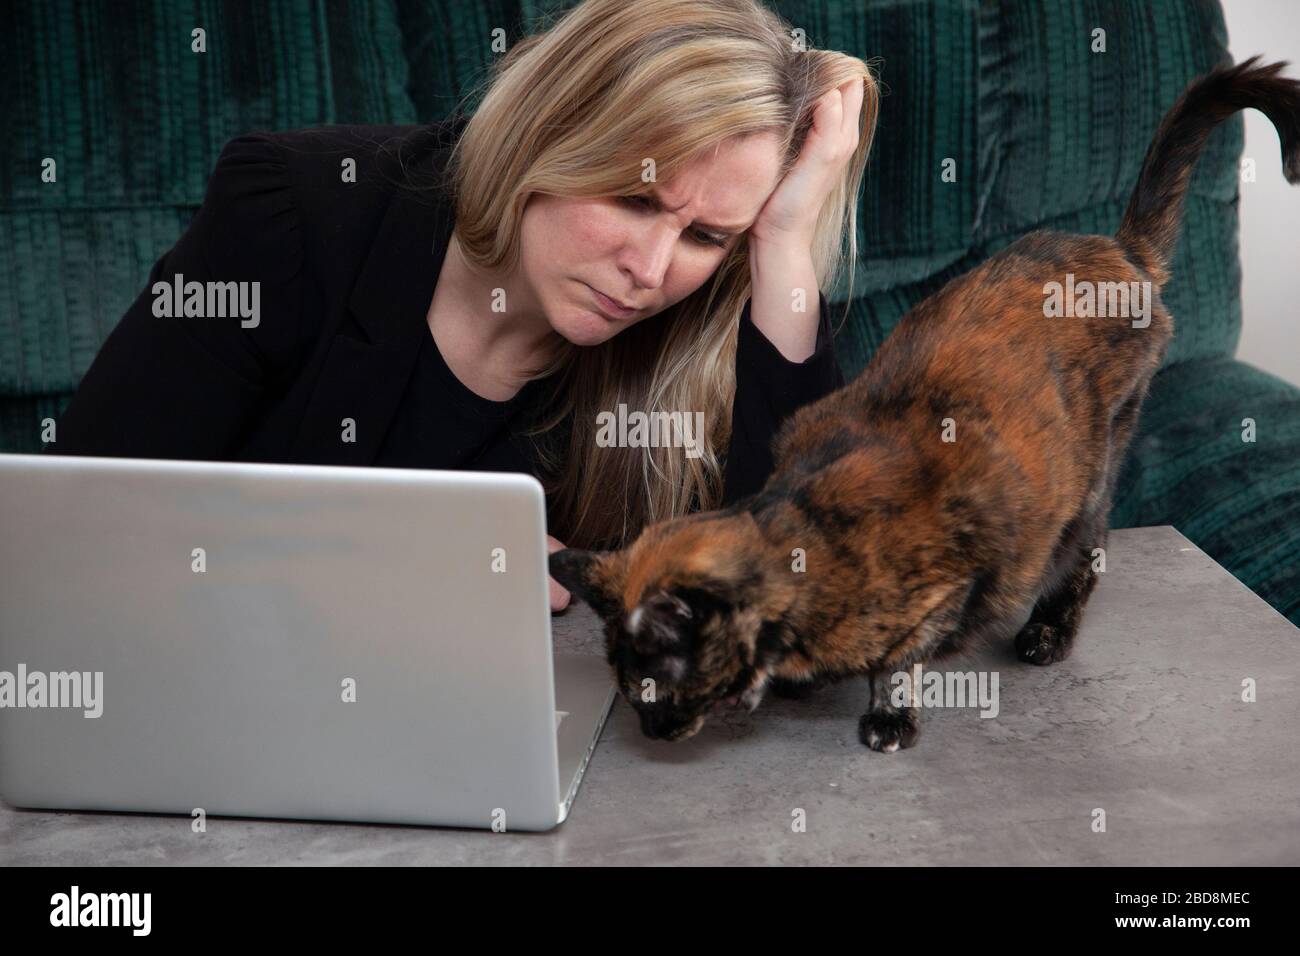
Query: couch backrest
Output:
[[0, 0, 1242, 452]]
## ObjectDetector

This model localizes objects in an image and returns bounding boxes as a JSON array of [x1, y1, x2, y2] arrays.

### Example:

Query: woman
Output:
[[51, 0, 879, 611]]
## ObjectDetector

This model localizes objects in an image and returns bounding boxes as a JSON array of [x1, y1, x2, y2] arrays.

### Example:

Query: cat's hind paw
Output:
[[858, 710, 920, 752]]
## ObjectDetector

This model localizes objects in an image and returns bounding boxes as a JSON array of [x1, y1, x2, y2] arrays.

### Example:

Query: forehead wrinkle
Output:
[[664, 134, 781, 232], [654, 162, 754, 233], [650, 184, 754, 234]]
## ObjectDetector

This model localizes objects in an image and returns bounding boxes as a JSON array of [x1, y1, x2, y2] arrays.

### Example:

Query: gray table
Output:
[[2, 525, 1296, 865]]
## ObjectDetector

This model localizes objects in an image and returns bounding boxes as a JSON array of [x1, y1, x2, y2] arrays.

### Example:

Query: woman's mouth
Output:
[[586, 283, 638, 319]]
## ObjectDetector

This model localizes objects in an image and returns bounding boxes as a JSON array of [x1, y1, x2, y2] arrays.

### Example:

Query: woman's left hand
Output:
[[546, 534, 571, 612], [750, 77, 865, 250]]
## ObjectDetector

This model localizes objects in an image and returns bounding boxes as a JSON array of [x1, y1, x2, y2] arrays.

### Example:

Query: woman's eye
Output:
[[616, 195, 729, 248]]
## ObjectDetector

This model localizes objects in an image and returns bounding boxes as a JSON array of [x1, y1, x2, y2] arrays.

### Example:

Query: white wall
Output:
[[1222, 0, 1300, 387]]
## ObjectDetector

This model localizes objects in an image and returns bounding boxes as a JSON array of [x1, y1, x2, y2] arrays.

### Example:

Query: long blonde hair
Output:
[[435, 0, 878, 550]]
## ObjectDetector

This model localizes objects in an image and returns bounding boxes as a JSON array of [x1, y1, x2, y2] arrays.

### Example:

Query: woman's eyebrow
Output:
[[645, 186, 750, 233]]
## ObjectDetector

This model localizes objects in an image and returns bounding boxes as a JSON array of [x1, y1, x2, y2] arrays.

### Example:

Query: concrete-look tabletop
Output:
[[1, 524, 1296, 865]]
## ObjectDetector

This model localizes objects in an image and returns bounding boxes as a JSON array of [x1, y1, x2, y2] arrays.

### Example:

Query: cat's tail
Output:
[[1117, 55, 1300, 287]]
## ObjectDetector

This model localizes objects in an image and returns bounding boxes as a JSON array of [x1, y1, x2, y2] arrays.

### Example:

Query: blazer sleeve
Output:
[[721, 290, 845, 504], [47, 133, 304, 460]]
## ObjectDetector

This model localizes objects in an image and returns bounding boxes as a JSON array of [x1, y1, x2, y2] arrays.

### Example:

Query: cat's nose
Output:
[[639, 707, 698, 741], [638, 709, 672, 739]]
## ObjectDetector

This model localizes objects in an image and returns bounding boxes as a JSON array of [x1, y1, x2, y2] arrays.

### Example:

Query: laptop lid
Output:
[[0, 453, 592, 831]]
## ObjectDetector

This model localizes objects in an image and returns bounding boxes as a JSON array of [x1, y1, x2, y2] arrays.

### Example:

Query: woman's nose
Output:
[[621, 227, 675, 290]]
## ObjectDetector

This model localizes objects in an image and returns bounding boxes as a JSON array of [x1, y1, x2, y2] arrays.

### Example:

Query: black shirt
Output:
[[374, 292, 844, 505], [374, 317, 549, 473]]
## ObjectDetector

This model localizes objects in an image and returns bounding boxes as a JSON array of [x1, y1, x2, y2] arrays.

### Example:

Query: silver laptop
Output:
[[0, 452, 615, 831]]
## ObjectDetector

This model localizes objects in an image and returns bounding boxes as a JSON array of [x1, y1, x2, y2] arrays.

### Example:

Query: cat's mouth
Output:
[[665, 714, 707, 741], [646, 697, 749, 741], [629, 685, 756, 740]]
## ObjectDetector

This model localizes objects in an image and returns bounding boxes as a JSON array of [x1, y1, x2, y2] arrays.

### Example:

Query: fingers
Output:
[[550, 577, 570, 612], [839, 78, 864, 146], [810, 79, 864, 162], [814, 85, 843, 135], [822, 80, 862, 151], [546, 534, 570, 611]]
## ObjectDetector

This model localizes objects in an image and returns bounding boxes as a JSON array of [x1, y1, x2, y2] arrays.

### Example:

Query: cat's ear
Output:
[[548, 548, 624, 620]]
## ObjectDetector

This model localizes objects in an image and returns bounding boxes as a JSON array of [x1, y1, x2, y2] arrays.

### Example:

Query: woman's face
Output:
[[519, 132, 784, 347]]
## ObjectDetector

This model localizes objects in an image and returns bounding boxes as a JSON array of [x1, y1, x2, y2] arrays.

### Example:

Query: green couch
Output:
[[4, 0, 1298, 626]]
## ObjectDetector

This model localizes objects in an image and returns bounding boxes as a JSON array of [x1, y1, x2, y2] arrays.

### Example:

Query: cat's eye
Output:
[[647, 589, 693, 620]]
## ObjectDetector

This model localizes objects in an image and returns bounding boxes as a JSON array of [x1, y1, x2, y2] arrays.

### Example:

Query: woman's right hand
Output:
[[546, 534, 571, 612]]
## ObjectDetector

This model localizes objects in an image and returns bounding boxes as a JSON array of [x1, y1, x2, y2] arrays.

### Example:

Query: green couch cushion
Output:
[[830, 193, 1241, 377], [1110, 357, 1300, 626], [976, 0, 1243, 366], [0, 0, 417, 396]]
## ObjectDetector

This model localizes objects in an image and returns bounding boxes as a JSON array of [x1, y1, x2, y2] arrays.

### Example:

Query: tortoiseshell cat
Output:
[[550, 57, 1300, 751]]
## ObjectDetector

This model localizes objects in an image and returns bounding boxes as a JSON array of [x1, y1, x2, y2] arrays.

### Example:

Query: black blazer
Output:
[[49, 118, 844, 505]]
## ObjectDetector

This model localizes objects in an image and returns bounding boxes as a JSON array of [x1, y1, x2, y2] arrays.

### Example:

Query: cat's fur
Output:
[[550, 57, 1300, 750]]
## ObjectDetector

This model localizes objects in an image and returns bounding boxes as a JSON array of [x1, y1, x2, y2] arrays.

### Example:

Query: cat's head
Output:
[[549, 511, 794, 742]]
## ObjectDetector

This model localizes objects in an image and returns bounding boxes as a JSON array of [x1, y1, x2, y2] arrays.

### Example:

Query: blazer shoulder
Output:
[[235, 123, 436, 203], [217, 124, 453, 289], [208, 117, 463, 217]]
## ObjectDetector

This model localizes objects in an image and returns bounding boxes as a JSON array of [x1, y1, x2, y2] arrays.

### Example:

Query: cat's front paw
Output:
[[858, 710, 920, 753], [1015, 621, 1074, 665]]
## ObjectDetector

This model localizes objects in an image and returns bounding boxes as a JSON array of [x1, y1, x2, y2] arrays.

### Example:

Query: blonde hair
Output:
[[436, 0, 878, 549]]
